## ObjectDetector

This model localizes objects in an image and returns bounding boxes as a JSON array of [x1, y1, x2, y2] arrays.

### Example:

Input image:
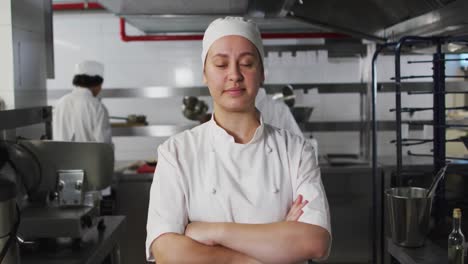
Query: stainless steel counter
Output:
[[114, 159, 377, 181], [20, 216, 126, 264], [387, 238, 446, 264]]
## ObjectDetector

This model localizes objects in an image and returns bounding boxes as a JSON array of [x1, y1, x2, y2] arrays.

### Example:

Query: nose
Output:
[[228, 64, 243, 82]]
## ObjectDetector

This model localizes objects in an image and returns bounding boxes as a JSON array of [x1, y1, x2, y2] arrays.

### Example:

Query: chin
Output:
[[221, 101, 254, 113], [214, 95, 255, 112], [224, 107, 248, 113]]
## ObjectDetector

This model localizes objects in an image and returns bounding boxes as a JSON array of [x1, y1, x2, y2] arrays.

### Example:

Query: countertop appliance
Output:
[[2, 140, 114, 241]]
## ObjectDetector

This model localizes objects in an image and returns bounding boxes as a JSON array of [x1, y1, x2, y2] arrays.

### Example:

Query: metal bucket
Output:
[[385, 187, 433, 247]]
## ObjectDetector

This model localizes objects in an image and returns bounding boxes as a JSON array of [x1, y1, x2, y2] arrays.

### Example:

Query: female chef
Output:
[[146, 17, 331, 264]]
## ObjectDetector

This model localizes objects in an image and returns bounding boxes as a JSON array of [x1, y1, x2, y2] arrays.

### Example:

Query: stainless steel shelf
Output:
[[379, 81, 468, 93], [387, 238, 443, 264], [111, 120, 425, 137], [0, 106, 52, 130], [272, 82, 467, 94], [47, 82, 468, 99], [111, 124, 195, 137], [301, 120, 425, 132], [264, 42, 366, 58], [49, 85, 363, 98], [48, 86, 210, 99]]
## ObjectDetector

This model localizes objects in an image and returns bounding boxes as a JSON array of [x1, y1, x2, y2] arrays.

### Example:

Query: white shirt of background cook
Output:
[[52, 87, 112, 144], [146, 113, 331, 263], [255, 87, 319, 156], [255, 88, 302, 136]]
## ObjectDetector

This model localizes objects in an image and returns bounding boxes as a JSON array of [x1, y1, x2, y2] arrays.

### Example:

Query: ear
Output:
[[260, 70, 265, 86]]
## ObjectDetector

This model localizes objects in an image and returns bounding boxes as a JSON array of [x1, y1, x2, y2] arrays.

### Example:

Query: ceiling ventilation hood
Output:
[[97, 0, 468, 42], [289, 0, 458, 39], [97, 0, 293, 17], [97, 0, 327, 35], [377, 0, 468, 39]]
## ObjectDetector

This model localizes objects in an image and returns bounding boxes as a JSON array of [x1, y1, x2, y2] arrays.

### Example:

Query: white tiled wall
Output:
[[47, 11, 465, 161]]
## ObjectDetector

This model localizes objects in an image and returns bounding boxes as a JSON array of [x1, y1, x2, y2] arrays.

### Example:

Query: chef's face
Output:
[[203, 35, 264, 113], [91, 84, 102, 97]]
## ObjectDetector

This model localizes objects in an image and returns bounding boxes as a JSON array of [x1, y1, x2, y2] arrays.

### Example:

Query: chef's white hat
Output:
[[202, 17, 264, 68], [74, 60, 104, 77]]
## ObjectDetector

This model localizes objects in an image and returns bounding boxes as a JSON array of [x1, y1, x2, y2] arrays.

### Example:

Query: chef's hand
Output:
[[185, 222, 220, 246], [285, 194, 308, 221]]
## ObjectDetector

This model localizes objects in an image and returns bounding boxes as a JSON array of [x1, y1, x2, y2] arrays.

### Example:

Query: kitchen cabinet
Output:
[[114, 172, 152, 264]]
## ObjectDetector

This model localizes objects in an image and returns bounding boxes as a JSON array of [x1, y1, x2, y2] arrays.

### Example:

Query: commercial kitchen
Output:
[[1, 0, 468, 263]]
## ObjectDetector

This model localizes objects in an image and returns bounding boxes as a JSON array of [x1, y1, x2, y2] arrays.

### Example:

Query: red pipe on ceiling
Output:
[[52, 3, 349, 41], [52, 2, 104, 11]]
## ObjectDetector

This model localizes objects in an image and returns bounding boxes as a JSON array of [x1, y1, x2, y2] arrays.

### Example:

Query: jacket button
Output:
[[212, 188, 217, 194], [273, 188, 279, 193]]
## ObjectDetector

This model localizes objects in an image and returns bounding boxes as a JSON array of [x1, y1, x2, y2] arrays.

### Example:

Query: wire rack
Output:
[[371, 35, 468, 263]]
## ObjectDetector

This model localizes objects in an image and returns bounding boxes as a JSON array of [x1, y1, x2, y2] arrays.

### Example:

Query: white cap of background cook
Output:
[[75, 60, 104, 77], [201, 17, 264, 69]]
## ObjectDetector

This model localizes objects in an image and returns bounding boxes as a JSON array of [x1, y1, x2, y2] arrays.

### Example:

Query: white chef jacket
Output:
[[146, 113, 331, 263], [255, 88, 302, 137], [53, 87, 112, 144]]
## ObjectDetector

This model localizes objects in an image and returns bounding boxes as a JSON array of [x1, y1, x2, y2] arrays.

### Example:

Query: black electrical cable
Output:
[[0, 140, 39, 263], [0, 203, 20, 263], [0, 140, 43, 196], [12, 142, 43, 195]]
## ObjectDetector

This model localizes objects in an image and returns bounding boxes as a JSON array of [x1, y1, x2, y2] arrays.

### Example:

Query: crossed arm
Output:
[[150, 195, 330, 264], [152, 233, 262, 264]]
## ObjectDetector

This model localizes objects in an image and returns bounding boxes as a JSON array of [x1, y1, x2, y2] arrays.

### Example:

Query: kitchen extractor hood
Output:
[[377, 0, 468, 38], [119, 15, 329, 34], [96, 0, 468, 42], [97, 0, 328, 35], [289, 0, 459, 40], [97, 0, 294, 17]]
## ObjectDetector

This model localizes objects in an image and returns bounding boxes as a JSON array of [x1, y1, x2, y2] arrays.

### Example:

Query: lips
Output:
[[224, 88, 245, 96]]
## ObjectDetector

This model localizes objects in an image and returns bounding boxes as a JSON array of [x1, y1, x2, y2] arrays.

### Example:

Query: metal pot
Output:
[[182, 96, 208, 121], [385, 187, 432, 247], [109, 115, 147, 125], [291, 107, 314, 123], [272, 84, 296, 108]]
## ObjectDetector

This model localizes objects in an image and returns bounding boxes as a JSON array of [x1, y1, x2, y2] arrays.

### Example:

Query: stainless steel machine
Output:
[[16, 140, 114, 239], [0, 139, 114, 263]]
